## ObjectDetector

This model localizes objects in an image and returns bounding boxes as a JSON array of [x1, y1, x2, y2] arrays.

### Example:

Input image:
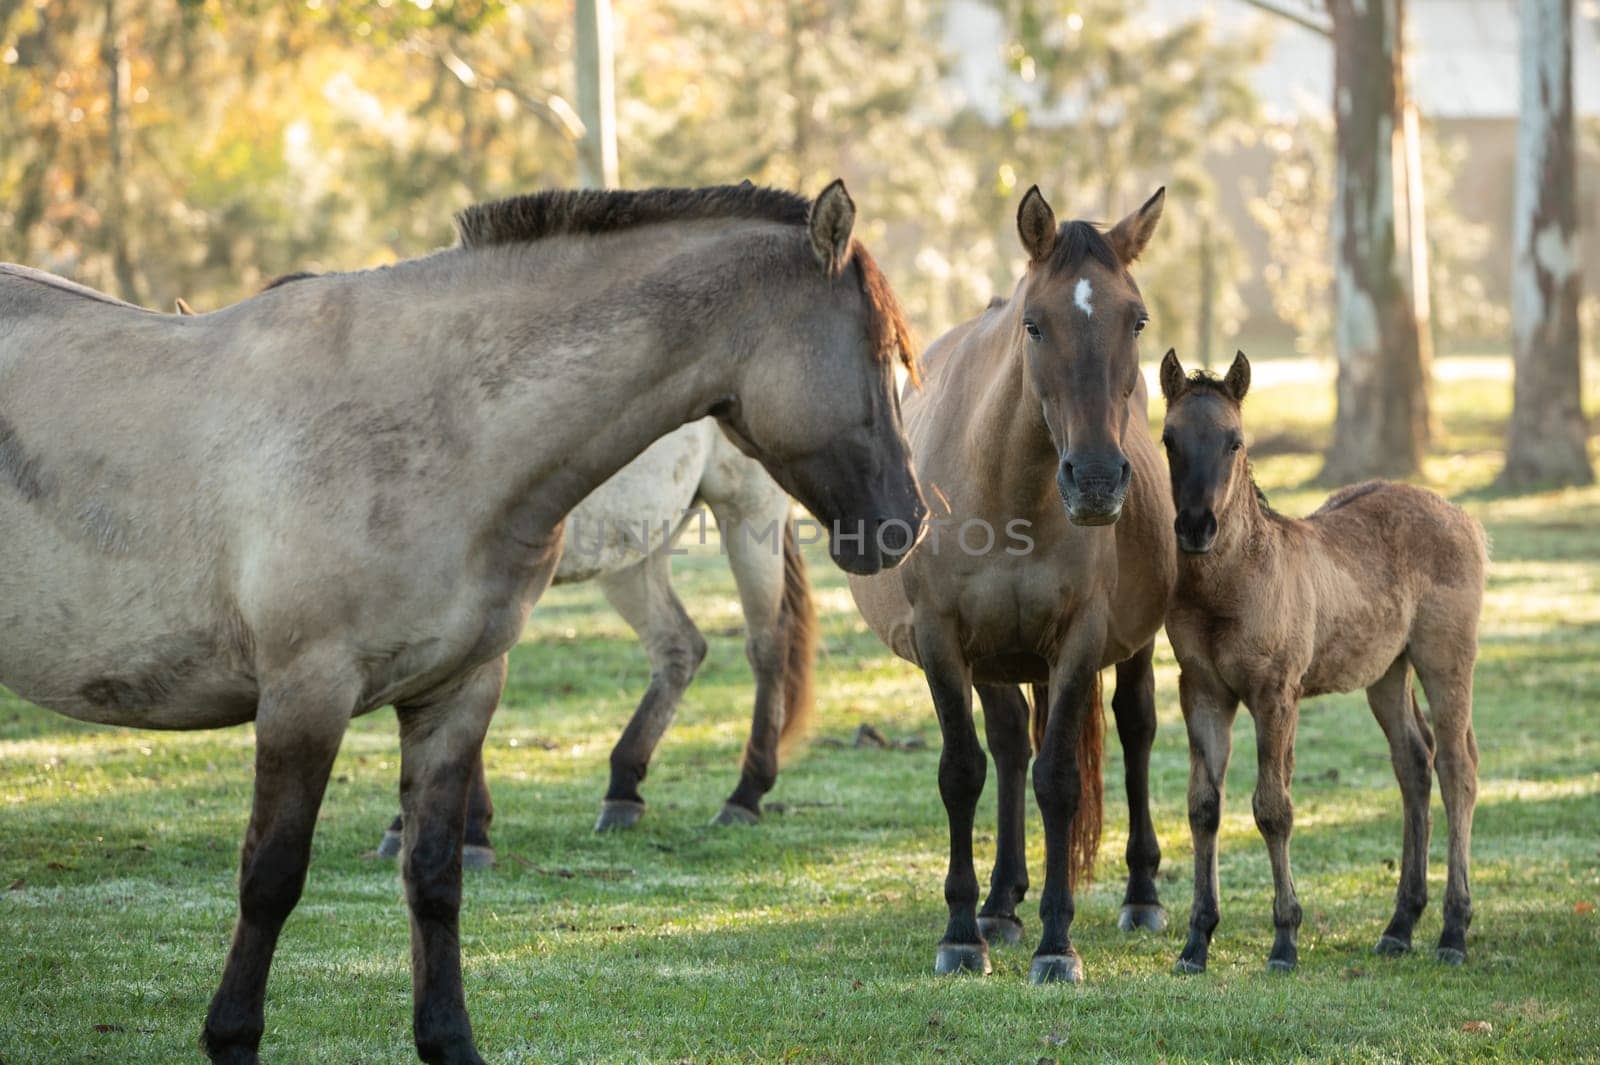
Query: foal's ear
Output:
[[1016, 186, 1057, 264], [809, 179, 855, 278], [1159, 348, 1185, 404], [174, 297, 195, 316], [1224, 350, 1251, 402], [1107, 187, 1165, 264]]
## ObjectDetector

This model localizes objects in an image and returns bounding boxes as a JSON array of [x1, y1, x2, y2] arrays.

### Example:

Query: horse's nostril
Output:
[[1118, 460, 1132, 487]]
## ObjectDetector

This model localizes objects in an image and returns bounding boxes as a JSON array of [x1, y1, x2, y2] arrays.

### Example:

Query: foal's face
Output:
[[1014, 186, 1164, 526], [715, 182, 926, 575], [1158, 350, 1252, 554]]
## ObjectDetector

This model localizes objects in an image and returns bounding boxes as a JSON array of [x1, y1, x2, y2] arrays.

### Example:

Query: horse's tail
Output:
[[776, 520, 817, 758], [1029, 674, 1104, 891]]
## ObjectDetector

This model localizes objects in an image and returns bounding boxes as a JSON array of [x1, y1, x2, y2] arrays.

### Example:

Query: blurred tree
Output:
[[1502, 0, 1592, 487]]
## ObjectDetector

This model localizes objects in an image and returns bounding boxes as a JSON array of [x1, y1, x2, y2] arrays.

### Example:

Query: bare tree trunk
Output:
[[1323, 0, 1426, 482], [1197, 210, 1215, 369], [574, 0, 617, 188], [102, 0, 140, 302], [1503, 0, 1592, 487]]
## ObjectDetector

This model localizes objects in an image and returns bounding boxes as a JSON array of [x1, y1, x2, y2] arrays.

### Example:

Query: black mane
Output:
[[454, 184, 812, 249], [1049, 220, 1121, 275]]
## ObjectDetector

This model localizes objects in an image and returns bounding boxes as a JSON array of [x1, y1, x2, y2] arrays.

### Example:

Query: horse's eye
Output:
[[1229, 439, 1243, 454], [1160, 431, 1174, 448], [1134, 315, 1149, 337], [1023, 319, 1042, 341]]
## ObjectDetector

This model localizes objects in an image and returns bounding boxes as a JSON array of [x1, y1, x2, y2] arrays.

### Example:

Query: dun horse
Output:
[[1158, 350, 1484, 973], [370, 419, 817, 862], [850, 186, 1175, 984], [0, 181, 924, 1065]]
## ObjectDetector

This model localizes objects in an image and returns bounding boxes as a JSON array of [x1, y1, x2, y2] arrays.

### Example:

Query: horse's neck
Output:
[[964, 321, 1058, 515]]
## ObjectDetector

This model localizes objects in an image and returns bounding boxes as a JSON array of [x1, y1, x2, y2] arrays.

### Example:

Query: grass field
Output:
[[2, 357, 1598, 1064]]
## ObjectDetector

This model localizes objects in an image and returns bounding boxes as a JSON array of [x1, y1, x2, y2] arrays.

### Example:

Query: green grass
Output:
[[3, 359, 1599, 1064]]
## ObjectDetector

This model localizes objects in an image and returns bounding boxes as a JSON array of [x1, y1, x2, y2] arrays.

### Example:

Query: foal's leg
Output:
[[1112, 641, 1166, 932], [1248, 691, 1302, 972], [593, 549, 708, 831], [1413, 655, 1479, 964], [918, 621, 988, 975], [976, 683, 1030, 945], [1029, 632, 1105, 985], [395, 657, 506, 1065], [1174, 671, 1237, 975], [202, 660, 360, 1064], [711, 493, 793, 826], [1367, 657, 1435, 956]]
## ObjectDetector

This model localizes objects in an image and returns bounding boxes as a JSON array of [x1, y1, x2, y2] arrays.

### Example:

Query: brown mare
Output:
[[850, 187, 1176, 984], [0, 181, 924, 1065], [1158, 351, 1485, 973]]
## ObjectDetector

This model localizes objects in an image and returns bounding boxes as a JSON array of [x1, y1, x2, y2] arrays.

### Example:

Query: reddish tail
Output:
[[775, 522, 817, 759], [1029, 674, 1105, 891]]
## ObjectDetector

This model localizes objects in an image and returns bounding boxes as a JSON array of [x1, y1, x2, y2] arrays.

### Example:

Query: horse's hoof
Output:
[[594, 799, 646, 832], [1266, 958, 1296, 974], [1028, 952, 1084, 985], [1173, 957, 1206, 975], [1435, 946, 1467, 966], [462, 844, 495, 871], [934, 942, 992, 976], [1118, 903, 1169, 933], [977, 915, 1025, 945], [710, 802, 760, 827], [375, 828, 403, 859], [1374, 934, 1412, 957]]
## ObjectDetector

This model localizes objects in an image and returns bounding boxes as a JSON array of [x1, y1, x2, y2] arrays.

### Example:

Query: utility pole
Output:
[[575, 0, 618, 188]]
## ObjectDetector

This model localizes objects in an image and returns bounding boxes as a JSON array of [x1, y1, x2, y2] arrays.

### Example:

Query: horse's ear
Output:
[[1107, 187, 1165, 264], [174, 297, 195, 316], [1159, 348, 1185, 404], [1224, 350, 1251, 402], [809, 178, 855, 278], [1016, 185, 1057, 263]]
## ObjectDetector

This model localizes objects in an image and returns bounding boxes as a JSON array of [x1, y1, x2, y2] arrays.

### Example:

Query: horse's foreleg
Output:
[[1248, 692, 1302, 973], [594, 549, 707, 831], [1029, 637, 1103, 985], [1368, 656, 1433, 956], [1175, 671, 1237, 976], [395, 657, 505, 1065], [202, 661, 359, 1064], [975, 683, 1030, 945], [1111, 641, 1166, 932], [918, 620, 987, 976]]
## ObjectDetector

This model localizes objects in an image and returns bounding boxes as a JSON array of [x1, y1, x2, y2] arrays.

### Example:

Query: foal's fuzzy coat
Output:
[[1158, 350, 1485, 974]]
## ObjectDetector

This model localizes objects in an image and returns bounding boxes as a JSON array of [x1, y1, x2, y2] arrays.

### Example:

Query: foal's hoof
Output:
[[1172, 957, 1206, 976], [1029, 952, 1084, 985], [1266, 958, 1297, 974], [1118, 903, 1169, 933], [977, 915, 1025, 945], [1374, 934, 1412, 957], [594, 799, 646, 832], [375, 827, 403, 859], [1435, 946, 1467, 966], [710, 802, 760, 827], [462, 844, 495, 871], [934, 942, 992, 976]]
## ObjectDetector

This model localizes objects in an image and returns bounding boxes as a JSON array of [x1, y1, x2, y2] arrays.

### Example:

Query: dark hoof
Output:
[[934, 942, 992, 976], [462, 844, 495, 871], [1173, 957, 1206, 975], [977, 915, 1025, 945], [1436, 946, 1466, 966], [375, 827, 403, 858], [1029, 952, 1083, 985], [594, 799, 645, 832], [1374, 934, 1412, 957], [710, 802, 760, 827], [1118, 903, 1169, 933], [1266, 958, 1296, 974]]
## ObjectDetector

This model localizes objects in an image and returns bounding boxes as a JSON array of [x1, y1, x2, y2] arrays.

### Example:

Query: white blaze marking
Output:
[[1074, 277, 1094, 317]]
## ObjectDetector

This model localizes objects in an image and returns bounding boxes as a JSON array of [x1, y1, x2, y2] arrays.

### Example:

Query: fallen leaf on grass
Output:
[[92, 1024, 124, 1034], [1575, 900, 1594, 915], [1462, 1021, 1493, 1034]]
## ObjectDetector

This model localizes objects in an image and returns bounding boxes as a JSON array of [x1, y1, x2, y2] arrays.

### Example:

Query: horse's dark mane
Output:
[[453, 184, 811, 249], [1050, 220, 1120, 275]]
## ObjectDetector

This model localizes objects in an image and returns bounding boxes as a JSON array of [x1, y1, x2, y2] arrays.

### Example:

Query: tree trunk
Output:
[[1323, 0, 1427, 482], [102, 0, 141, 302], [574, 0, 617, 188], [1503, 0, 1592, 487]]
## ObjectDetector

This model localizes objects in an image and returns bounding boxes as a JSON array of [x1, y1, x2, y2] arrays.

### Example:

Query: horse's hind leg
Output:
[[375, 740, 495, 870], [1367, 656, 1434, 956], [1112, 641, 1166, 932], [395, 657, 505, 1065], [202, 658, 360, 1064], [594, 548, 707, 831], [1412, 648, 1479, 965], [976, 683, 1030, 945]]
